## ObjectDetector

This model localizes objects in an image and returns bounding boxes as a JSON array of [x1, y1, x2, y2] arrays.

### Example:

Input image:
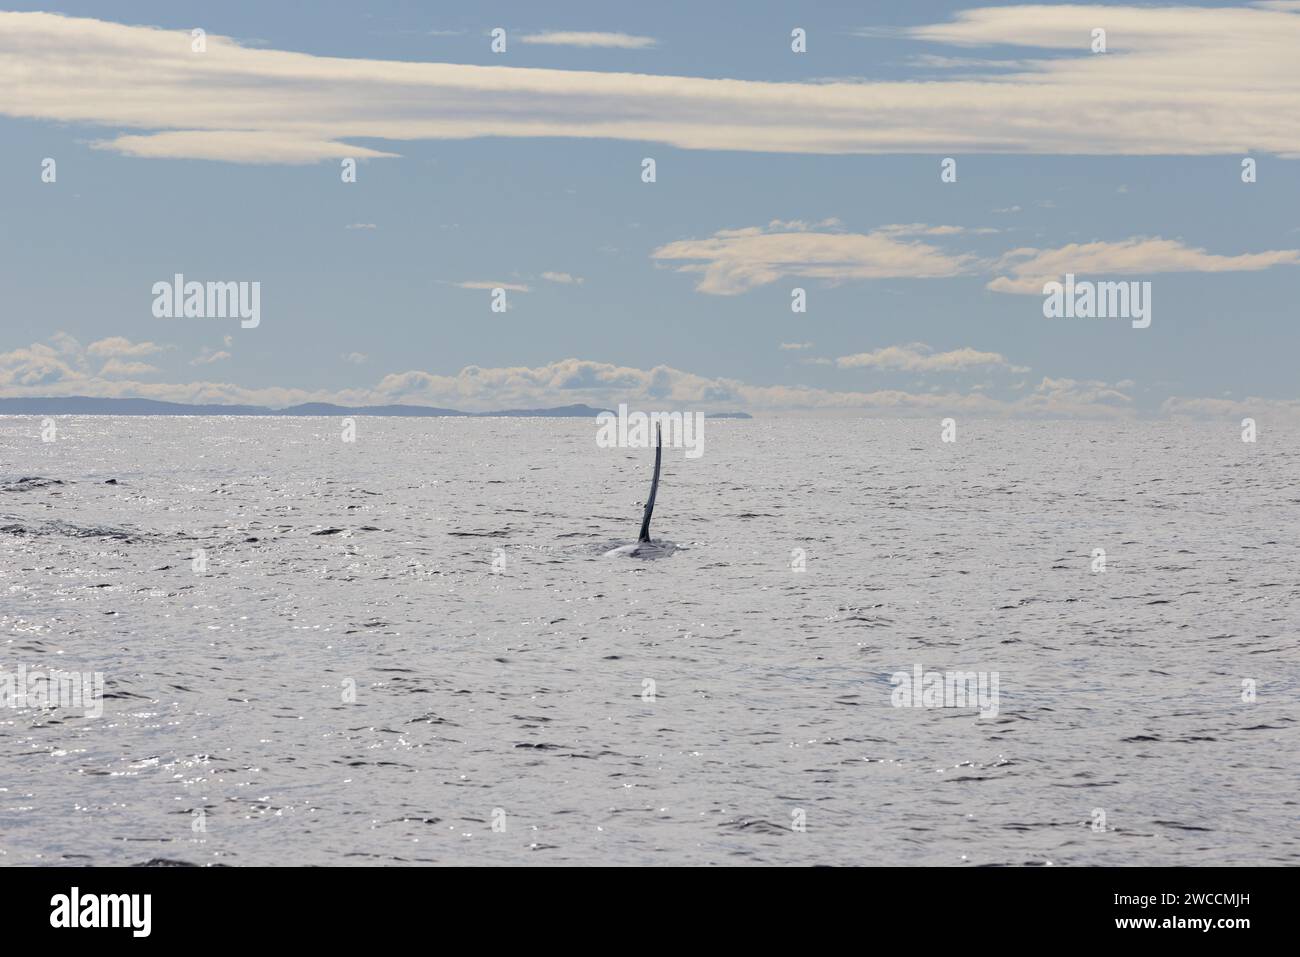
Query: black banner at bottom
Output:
[[0, 865, 1282, 943]]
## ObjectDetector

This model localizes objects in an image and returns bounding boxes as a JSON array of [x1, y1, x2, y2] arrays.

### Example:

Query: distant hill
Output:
[[0, 397, 647, 418], [277, 402, 467, 417], [0, 396, 273, 416], [480, 403, 614, 418]]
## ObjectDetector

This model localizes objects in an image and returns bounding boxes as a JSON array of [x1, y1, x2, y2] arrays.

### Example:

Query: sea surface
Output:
[[1, 415, 1296, 866]]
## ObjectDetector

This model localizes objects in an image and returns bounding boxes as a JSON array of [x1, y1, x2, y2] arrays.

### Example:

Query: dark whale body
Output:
[[605, 425, 676, 559]]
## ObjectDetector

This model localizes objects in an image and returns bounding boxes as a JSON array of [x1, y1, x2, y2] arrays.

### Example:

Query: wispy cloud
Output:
[[988, 237, 1300, 294], [906, 53, 1033, 71], [1161, 393, 1300, 419], [444, 280, 531, 292], [834, 343, 1026, 373], [190, 348, 231, 366], [99, 358, 158, 378], [877, 223, 998, 237], [86, 337, 168, 358], [517, 31, 657, 49], [540, 271, 584, 284], [652, 220, 973, 295], [654, 222, 1300, 295], [93, 131, 398, 165], [4, 6, 1300, 163]]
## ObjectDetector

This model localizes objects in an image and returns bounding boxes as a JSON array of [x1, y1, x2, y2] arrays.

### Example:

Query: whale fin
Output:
[[637, 425, 662, 543]]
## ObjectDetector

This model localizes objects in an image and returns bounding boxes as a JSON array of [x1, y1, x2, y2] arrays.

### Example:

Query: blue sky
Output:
[[2, 0, 1298, 416]]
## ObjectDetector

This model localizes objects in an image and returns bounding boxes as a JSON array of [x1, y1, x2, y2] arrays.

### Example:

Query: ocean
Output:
[[1, 415, 1296, 865]]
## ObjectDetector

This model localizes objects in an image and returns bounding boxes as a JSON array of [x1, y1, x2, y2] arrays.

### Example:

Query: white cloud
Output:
[[342, 352, 368, 364], [989, 237, 1300, 293], [0, 335, 173, 387], [48, 332, 82, 356], [346, 223, 377, 230], [540, 271, 584, 284], [0, 342, 79, 388], [0, 332, 1274, 420], [369, 357, 1031, 413], [517, 31, 657, 49], [652, 221, 973, 295], [2, 7, 1299, 163], [780, 342, 814, 351], [655, 225, 1300, 295], [1021, 376, 1132, 413], [834, 343, 1025, 373]]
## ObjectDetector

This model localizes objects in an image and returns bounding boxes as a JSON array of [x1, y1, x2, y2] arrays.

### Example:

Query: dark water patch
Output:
[[0, 517, 154, 543], [2, 476, 66, 492], [409, 712, 458, 725], [134, 858, 206, 867], [718, 817, 788, 835], [1052, 779, 1120, 788]]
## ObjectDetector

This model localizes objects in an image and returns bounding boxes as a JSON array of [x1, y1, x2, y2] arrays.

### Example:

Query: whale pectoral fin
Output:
[[637, 425, 662, 543]]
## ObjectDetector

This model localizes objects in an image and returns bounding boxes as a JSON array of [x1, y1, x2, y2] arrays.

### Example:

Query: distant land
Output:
[[0, 397, 752, 418]]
